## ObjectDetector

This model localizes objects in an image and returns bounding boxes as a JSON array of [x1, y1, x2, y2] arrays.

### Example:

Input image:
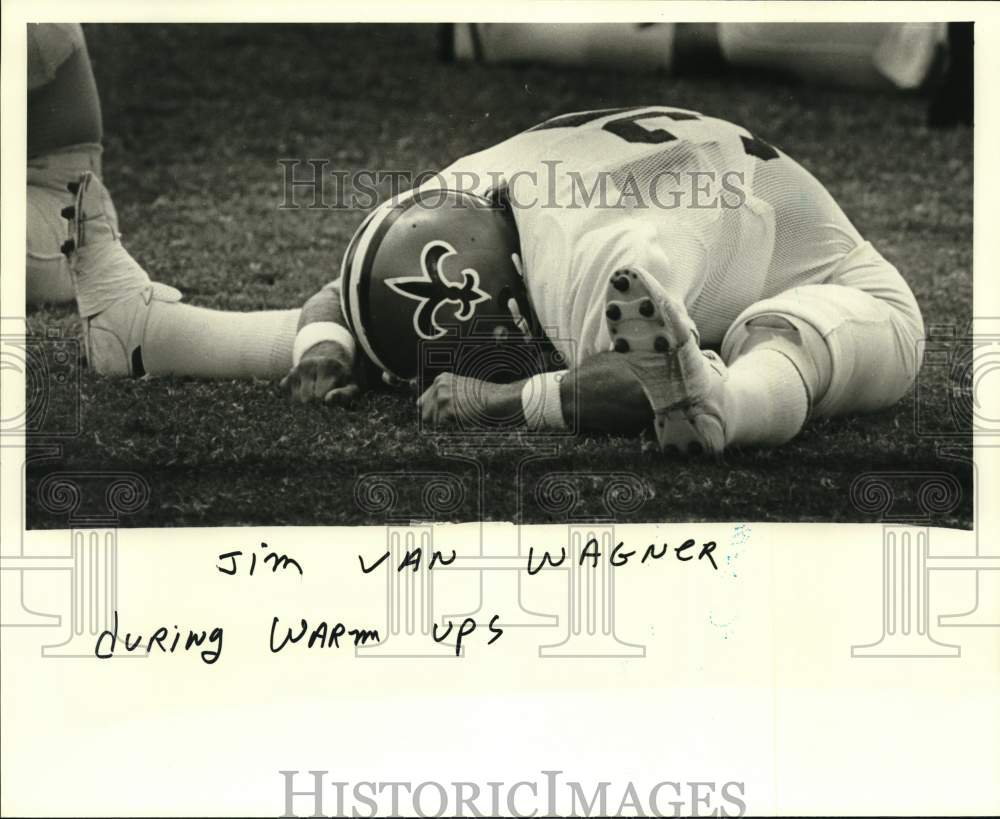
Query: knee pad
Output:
[[724, 281, 923, 418], [723, 309, 833, 411], [27, 183, 76, 305]]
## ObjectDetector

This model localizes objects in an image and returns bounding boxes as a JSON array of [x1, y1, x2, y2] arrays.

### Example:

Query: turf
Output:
[[25, 24, 973, 528]]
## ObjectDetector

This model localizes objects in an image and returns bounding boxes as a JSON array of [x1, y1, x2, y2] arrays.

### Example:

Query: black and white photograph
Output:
[[18, 18, 975, 527], [3, 4, 998, 818]]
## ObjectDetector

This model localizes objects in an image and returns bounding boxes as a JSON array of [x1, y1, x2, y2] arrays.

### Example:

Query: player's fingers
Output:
[[418, 384, 435, 424], [383, 371, 410, 389], [438, 402, 456, 426], [433, 381, 454, 427], [419, 381, 452, 426], [283, 372, 305, 400], [323, 384, 360, 406], [428, 372, 452, 410], [309, 360, 338, 402], [294, 371, 317, 403], [300, 359, 348, 402], [421, 396, 436, 426], [417, 380, 436, 408], [316, 356, 348, 385]]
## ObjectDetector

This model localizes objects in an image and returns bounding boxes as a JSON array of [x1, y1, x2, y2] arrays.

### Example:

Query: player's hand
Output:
[[418, 372, 520, 428], [280, 341, 359, 406], [418, 372, 484, 427]]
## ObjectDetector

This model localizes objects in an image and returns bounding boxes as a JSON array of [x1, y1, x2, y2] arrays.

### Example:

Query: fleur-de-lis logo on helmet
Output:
[[386, 240, 491, 339]]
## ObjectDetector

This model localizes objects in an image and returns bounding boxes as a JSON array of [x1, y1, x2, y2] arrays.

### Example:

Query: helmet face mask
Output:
[[341, 188, 541, 382]]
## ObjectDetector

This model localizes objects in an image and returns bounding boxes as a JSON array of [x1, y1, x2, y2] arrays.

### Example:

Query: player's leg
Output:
[[713, 315, 815, 448], [604, 242, 923, 452], [27, 23, 112, 305], [721, 241, 924, 427], [718, 23, 945, 91], [709, 142, 921, 448], [28, 157, 97, 305], [64, 172, 298, 379]]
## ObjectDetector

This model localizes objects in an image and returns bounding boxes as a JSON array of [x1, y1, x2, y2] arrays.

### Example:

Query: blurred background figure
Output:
[[27, 23, 117, 305], [716, 23, 946, 91], [446, 22, 954, 94], [446, 22, 681, 72], [927, 23, 974, 127]]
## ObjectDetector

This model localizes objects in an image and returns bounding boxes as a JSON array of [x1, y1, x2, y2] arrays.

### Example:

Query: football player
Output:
[[61, 106, 924, 454]]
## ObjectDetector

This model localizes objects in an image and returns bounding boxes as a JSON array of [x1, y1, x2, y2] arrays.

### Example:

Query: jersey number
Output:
[[531, 107, 778, 160]]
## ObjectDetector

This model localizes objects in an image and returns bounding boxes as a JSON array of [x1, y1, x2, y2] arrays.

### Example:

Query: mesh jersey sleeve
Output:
[[751, 152, 866, 297]]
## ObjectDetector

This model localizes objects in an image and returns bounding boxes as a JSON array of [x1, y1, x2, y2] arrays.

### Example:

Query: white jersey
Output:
[[438, 106, 866, 367]]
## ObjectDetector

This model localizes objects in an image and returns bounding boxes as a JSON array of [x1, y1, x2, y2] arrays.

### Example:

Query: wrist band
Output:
[[521, 370, 568, 431], [292, 322, 356, 367]]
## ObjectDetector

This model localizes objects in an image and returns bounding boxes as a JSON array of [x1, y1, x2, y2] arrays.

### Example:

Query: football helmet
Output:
[[341, 187, 538, 381]]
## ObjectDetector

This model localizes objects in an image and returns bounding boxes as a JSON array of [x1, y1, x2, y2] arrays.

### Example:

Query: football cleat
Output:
[[84, 288, 182, 377], [63, 171, 181, 376], [605, 267, 728, 456]]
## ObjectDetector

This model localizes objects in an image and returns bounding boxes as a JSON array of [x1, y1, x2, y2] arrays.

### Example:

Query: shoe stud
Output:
[[654, 336, 669, 352], [67, 181, 80, 194], [61, 205, 76, 219], [639, 299, 655, 317], [606, 304, 621, 321], [60, 239, 75, 256], [614, 338, 630, 353], [611, 273, 630, 293]]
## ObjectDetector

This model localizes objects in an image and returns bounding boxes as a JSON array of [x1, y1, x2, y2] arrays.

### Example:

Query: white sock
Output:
[[142, 302, 300, 379], [723, 348, 808, 447]]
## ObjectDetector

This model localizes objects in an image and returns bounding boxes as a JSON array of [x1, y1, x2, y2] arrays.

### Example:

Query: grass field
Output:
[[25, 24, 973, 528]]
